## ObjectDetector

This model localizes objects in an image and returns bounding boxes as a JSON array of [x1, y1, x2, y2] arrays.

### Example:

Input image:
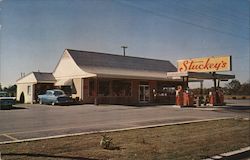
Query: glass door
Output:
[[139, 85, 150, 103]]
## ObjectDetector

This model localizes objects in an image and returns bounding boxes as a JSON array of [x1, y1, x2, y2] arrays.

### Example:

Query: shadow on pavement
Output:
[[126, 103, 176, 108], [11, 106, 27, 110], [212, 106, 250, 115], [2, 153, 99, 160], [0, 106, 27, 110], [220, 106, 250, 110]]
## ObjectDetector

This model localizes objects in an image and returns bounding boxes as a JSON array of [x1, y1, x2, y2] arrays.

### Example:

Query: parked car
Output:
[[0, 91, 16, 109], [38, 89, 72, 105]]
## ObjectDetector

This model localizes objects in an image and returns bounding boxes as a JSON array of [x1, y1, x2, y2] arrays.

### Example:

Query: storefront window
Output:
[[157, 82, 175, 96], [112, 80, 131, 96], [98, 80, 110, 96]]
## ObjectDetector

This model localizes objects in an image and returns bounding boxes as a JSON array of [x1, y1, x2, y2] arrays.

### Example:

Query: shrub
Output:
[[100, 134, 114, 150]]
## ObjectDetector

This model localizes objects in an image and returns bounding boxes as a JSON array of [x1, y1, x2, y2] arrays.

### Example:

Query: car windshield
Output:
[[0, 92, 9, 97], [54, 91, 64, 96]]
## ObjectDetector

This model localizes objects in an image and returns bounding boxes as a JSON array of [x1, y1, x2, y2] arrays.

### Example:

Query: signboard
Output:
[[177, 55, 232, 73]]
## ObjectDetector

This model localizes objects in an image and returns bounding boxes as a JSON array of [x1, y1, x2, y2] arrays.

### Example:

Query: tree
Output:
[[225, 79, 241, 95], [3, 85, 17, 97], [238, 82, 250, 95]]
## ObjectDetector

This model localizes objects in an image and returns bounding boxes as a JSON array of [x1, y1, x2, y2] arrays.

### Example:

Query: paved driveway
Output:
[[0, 103, 249, 143]]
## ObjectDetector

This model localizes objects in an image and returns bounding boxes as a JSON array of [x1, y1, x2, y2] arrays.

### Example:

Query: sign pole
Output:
[[212, 72, 217, 92], [200, 81, 203, 96]]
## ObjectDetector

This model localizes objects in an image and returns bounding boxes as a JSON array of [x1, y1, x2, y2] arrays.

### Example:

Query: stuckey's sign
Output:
[[177, 55, 232, 73]]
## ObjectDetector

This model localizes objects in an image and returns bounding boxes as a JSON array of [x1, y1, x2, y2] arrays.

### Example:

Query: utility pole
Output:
[[121, 46, 128, 56]]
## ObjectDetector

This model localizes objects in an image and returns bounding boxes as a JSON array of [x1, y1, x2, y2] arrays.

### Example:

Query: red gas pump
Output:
[[217, 89, 224, 105], [209, 91, 216, 106], [208, 90, 225, 106], [183, 91, 194, 106], [176, 86, 183, 106]]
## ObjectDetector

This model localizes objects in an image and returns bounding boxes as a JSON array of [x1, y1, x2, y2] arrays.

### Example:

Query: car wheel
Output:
[[51, 102, 55, 106]]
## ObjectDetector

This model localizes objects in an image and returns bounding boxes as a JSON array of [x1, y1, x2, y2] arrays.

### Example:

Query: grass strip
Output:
[[0, 119, 249, 160]]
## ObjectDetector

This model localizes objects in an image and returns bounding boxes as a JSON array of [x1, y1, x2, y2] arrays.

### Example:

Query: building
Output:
[[16, 72, 56, 103], [16, 49, 184, 105]]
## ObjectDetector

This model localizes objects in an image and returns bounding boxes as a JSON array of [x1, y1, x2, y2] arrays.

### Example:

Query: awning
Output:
[[166, 72, 235, 80], [54, 79, 73, 86]]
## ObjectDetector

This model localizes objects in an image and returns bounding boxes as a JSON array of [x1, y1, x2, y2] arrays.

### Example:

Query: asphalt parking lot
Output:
[[0, 102, 249, 144]]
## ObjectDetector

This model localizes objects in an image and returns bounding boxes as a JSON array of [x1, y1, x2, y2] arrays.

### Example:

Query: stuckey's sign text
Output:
[[177, 55, 232, 73]]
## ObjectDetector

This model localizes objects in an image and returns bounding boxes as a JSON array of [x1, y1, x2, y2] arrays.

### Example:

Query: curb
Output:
[[0, 117, 234, 145], [203, 146, 250, 160]]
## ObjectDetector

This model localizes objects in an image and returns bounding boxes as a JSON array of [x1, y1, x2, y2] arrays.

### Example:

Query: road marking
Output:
[[220, 146, 250, 157], [0, 117, 234, 145], [2, 134, 18, 141], [211, 155, 222, 159], [203, 146, 250, 160]]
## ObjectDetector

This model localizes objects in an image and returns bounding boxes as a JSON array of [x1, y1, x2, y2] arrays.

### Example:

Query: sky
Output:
[[0, 0, 249, 88]]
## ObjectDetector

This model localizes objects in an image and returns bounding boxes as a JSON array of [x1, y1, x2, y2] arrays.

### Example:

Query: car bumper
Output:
[[57, 100, 73, 105], [0, 102, 14, 109]]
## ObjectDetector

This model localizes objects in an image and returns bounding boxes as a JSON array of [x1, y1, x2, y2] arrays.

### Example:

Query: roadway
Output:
[[0, 103, 249, 143]]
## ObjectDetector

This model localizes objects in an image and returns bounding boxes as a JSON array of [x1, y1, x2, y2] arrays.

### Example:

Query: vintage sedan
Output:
[[38, 89, 72, 105], [0, 91, 16, 109]]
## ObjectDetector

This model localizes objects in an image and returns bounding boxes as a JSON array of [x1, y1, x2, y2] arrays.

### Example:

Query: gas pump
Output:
[[219, 89, 224, 105], [216, 88, 224, 105], [183, 88, 194, 106], [208, 88, 224, 106], [176, 85, 183, 106], [208, 91, 216, 106]]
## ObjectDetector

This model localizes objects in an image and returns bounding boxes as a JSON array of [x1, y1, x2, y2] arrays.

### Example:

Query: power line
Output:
[[171, 0, 249, 22], [161, 0, 249, 29], [197, 0, 249, 21], [117, 1, 249, 41]]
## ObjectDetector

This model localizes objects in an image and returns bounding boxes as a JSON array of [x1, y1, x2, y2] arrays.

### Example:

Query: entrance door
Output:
[[139, 85, 150, 103]]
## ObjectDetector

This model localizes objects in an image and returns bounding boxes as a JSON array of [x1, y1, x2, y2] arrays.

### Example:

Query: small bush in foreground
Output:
[[100, 134, 120, 150]]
